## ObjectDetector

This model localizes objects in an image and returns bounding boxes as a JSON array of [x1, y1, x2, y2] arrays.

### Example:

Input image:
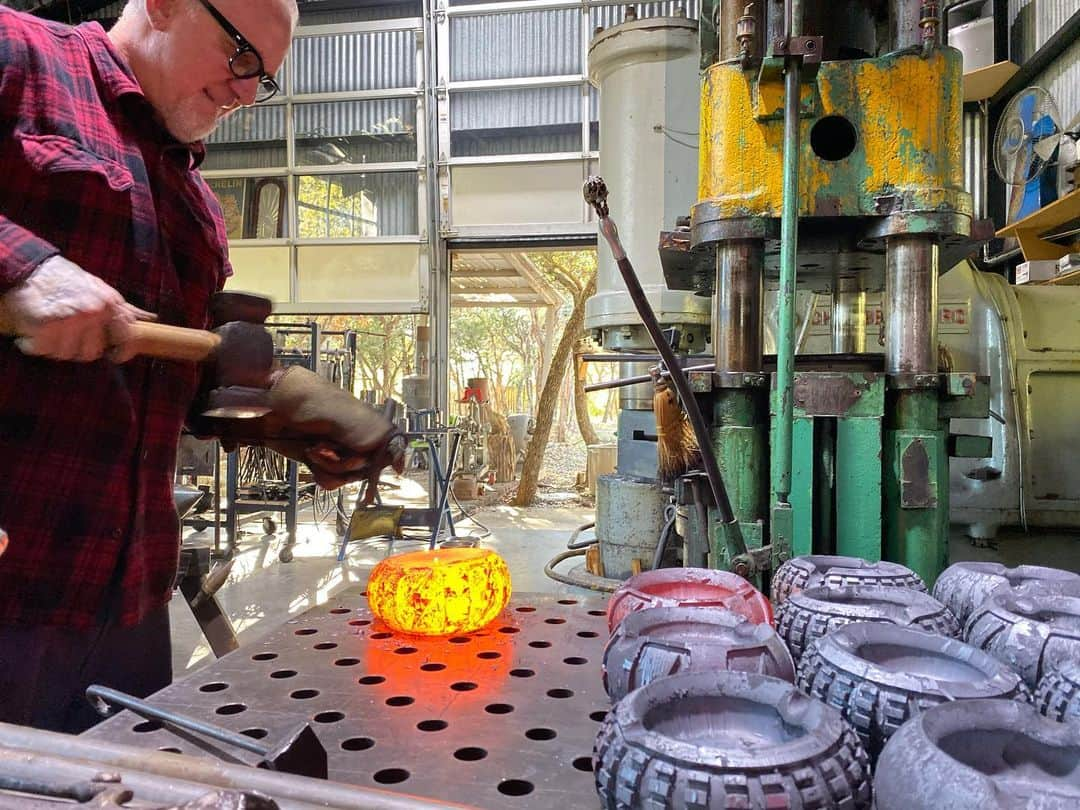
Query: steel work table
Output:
[[84, 589, 610, 809]]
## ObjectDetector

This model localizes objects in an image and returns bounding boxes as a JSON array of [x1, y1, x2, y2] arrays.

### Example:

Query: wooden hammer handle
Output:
[[124, 321, 221, 362], [0, 301, 221, 363]]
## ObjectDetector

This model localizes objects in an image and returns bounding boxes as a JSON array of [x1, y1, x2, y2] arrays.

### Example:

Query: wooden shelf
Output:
[[963, 61, 1019, 103], [997, 188, 1080, 262]]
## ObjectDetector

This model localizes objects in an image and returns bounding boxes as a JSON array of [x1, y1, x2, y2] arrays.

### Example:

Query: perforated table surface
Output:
[[84, 590, 610, 809]]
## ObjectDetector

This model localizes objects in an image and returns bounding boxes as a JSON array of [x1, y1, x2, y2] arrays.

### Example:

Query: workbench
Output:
[[82, 589, 610, 810]]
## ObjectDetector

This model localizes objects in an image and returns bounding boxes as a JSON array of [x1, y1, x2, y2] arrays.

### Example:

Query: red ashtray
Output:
[[607, 567, 773, 633]]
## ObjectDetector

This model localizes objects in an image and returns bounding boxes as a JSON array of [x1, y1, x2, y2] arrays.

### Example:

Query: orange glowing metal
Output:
[[367, 547, 512, 636]]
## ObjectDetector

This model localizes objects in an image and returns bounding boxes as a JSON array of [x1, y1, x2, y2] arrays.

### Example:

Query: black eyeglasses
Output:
[[197, 0, 280, 103]]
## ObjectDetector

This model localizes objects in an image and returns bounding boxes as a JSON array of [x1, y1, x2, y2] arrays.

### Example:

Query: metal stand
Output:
[[336, 430, 462, 560], [225, 451, 306, 562], [220, 322, 360, 564]]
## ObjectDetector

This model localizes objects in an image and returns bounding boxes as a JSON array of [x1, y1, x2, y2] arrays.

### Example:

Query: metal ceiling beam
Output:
[[506, 253, 564, 307]]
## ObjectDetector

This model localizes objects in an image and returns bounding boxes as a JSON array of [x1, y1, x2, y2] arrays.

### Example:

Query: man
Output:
[[0, 0, 396, 732]]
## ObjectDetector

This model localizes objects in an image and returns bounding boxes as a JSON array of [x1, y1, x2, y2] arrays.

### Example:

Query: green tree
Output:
[[512, 251, 598, 505], [313, 314, 416, 402]]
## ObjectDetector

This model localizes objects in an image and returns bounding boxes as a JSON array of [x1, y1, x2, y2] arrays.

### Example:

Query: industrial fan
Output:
[[993, 86, 1063, 221]]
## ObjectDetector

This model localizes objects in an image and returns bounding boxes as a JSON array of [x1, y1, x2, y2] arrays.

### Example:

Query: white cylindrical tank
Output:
[[585, 16, 709, 340]]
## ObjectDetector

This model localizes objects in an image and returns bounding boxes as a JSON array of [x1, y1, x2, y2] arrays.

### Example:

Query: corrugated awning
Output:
[[450, 251, 563, 309]]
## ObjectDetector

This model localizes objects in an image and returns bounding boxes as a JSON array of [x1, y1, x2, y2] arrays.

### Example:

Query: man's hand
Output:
[[2, 255, 150, 361], [300, 435, 407, 492], [197, 367, 407, 491]]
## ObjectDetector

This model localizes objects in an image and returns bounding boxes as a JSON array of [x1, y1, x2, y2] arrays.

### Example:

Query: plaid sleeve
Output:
[[0, 9, 60, 292], [0, 219, 60, 292], [194, 175, 233, 288]]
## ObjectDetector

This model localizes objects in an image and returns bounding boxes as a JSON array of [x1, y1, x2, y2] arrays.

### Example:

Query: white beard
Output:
[[161, 96, 229, 143]]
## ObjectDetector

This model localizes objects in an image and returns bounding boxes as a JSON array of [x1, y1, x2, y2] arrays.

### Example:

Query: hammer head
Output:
[[210, 291, 273, 327], [258, 723, 328, 779], [214, 321, 276, 389]]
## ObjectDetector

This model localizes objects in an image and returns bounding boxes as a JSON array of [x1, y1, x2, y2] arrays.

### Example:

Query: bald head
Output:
[[111, 0, 298, 143]]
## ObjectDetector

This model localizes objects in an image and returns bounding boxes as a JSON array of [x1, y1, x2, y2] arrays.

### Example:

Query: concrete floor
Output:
[[172, 489, 596, 675], [173, 482, 1080, 676]]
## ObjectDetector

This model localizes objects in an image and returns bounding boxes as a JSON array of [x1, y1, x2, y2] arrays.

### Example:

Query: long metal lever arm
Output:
[[585, 177, 743, 551]]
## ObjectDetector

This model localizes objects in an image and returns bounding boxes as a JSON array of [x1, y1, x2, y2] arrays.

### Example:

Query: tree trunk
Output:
[[513, 274, 597, 506], [573, 342, 600, 446], [555, 365, 569, 443]]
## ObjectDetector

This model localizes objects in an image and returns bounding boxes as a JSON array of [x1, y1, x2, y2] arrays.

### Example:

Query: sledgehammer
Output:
[[0, 292, 275, 388]]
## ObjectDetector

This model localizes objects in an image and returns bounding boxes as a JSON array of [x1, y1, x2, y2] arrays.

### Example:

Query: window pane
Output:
[[294, 99, 418, 166], [297, 171, 418, 237], [297, 244, 422, 306], [226, 245, 292, 303], [450, 86, 582, 157], [206, 176, 289, 239], [292, 30, 416, 94], [204, 106, 287, 171], [450, 10, 581, 81]]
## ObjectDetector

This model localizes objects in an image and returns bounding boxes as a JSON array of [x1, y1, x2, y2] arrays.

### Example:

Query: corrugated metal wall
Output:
[[452, 130, 583, 157], [1007, 0, 1078, 64], [293, 98, 416, 141], [590, 1, 701, 32], [450, 86, 582, 131], [450, 86, 583, 154], [208, 106, 288, 145], [202, 145, 289, 172], [963, 108, 987, 218], [446, 1, 700, 152], [298, 1, 421, 24], [292, 30, 416, 93], [204, 106, 288, 171], [1041, 35, 1080, 127], [293, 96, 414, 163], [450, 10, 582, 80], [351, 169, 417, 236]]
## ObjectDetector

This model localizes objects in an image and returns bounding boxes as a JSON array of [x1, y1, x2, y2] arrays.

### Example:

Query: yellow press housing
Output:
[[694, 48, 971, 237]]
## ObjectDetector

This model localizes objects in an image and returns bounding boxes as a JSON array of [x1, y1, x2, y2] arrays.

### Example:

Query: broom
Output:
[[653, 376, 698, 483]]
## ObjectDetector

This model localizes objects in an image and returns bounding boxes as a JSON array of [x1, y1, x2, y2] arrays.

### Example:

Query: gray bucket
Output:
[[596, 474, 668, 579]]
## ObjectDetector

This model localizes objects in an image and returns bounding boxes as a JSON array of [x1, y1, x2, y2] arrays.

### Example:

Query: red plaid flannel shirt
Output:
[[0, 8, 232, 629]]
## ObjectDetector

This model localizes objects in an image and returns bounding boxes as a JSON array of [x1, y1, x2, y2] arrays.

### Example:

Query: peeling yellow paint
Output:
[[696, 49, 969, 225]]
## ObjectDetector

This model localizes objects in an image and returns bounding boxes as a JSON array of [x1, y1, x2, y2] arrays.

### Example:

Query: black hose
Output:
[[651, 513, 677, 571], [566, 521, 597, 550], [543, 548, 619, 593]]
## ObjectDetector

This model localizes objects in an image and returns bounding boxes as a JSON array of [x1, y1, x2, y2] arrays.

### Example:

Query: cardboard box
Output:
[[1016, 260, 1058, 284], [1057, 253, 1080, 276]]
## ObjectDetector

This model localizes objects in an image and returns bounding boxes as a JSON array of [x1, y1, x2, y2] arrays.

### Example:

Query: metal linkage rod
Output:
[[583, 177, 742, 541], [86, 685, 267, 756], [584, 363, 716, 393], [771, 0, 803, 508]]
